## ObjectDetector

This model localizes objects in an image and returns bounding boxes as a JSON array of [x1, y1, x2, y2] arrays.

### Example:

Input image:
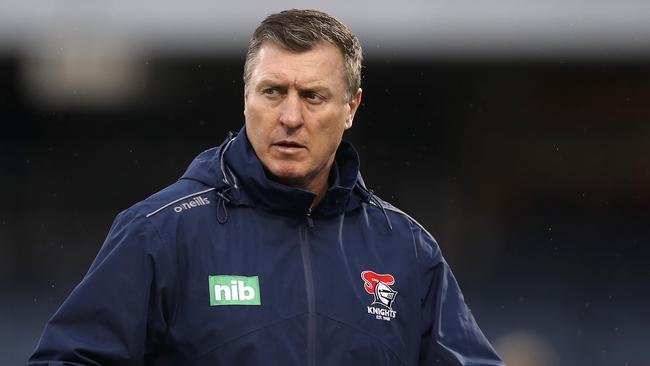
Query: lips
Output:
[[273, 140, 306, 148], [272, 140, 307, 155]]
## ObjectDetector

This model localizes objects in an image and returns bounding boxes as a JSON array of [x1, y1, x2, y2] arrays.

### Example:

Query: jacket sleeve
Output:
[[414, 224, 504, 366], [29, 209, 169, 366]]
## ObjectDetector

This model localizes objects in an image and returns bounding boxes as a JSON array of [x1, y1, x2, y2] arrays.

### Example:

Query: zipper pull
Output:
[[306, 208, 314, 228]]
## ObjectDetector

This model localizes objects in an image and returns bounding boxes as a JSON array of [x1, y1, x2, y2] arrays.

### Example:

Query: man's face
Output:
[[244, 42, 361, 190]]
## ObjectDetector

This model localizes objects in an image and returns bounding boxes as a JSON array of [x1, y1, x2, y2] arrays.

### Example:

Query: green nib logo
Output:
[[209, 275, 261, 306]]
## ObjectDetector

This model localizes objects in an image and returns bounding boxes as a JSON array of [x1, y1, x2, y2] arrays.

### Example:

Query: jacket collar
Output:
[[186, 127, 364, 216]]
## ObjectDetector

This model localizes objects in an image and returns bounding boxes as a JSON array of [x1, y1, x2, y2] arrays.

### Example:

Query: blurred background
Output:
[[1, 1, 649, 365]]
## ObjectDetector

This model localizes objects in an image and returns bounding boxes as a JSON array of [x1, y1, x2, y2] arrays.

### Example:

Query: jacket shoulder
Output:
[[126, 179, 216, 220], [369, 197, 440, 247], [368, 198, 449, 276]]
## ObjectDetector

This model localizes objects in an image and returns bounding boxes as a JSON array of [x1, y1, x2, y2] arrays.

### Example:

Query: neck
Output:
[[299, 156, 335, 209], [305, 172, 329, 208], [268, 159, 334, 209]]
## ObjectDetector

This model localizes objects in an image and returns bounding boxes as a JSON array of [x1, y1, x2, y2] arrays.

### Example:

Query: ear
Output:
[[345, 88, 362, 130], [243, 86, 249, 113]]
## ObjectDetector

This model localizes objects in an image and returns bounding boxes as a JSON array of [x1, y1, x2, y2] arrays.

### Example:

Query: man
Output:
[[30, 9, 504, 366]]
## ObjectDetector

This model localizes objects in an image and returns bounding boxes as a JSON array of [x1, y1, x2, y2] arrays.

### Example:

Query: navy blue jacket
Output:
[[30, 128, 504, 366]]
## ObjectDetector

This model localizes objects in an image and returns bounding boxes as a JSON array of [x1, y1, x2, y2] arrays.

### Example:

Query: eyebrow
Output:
[[257, 77, 333, 95]]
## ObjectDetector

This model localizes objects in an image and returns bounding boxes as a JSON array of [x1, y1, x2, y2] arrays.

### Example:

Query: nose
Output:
[[278, 93, 304, 130]]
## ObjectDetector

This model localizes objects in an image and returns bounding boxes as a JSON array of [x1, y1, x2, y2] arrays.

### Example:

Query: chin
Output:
[[265, 163, 307, 185]]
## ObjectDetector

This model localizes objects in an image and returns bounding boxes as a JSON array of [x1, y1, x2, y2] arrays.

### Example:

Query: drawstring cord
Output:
[[216, 189, 232, 224], [216, 132, 238, 225], [368, 189, 393, 231], [355, 184, 393, 231]]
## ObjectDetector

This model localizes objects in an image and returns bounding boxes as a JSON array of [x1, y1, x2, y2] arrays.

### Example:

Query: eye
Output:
[[303, 91, 324, 104], [262, 87, 281, 98]]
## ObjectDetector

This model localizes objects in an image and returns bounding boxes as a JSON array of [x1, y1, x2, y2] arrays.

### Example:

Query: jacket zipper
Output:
[[306, 207, 314, 228], [300, 210, 316, 366]]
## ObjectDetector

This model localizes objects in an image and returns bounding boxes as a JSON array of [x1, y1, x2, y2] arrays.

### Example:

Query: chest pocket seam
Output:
[[189, 312, 306, 365], [316, 312, 408, 366]]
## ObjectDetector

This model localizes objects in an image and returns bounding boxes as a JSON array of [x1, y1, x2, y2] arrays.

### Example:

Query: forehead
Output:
[[250, 42, 346, 88]]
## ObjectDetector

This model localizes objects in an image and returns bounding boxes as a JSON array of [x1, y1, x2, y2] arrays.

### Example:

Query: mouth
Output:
[[272, 140, 307, 153]]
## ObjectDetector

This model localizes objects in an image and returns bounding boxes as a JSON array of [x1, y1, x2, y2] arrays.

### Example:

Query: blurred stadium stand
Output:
[[1, 2, 649, 365]]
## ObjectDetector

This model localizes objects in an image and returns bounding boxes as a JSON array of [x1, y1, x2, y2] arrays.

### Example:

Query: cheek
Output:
[[246, 102, 268, 130], [245, 107, 267, 153], [246, 100, 276, 130], [314, 116, 346, 153], [316, 107, 347, 131], [321, 114, 347, 139]]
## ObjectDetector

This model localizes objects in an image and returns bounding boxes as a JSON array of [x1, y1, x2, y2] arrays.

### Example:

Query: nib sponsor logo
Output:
[[173, 196, 210, 213], [209, 275, 261, 306], [361, 270, 398, 321]]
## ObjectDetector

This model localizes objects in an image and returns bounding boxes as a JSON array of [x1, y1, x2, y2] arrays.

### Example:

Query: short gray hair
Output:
[[244, 9, 363, 101]]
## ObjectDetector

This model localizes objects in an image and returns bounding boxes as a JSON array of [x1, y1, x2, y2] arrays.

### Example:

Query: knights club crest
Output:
[[361, 270, 398, 321]]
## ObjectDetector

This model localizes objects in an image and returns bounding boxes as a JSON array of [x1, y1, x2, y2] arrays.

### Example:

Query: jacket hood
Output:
[[181, 127, 367, 216]]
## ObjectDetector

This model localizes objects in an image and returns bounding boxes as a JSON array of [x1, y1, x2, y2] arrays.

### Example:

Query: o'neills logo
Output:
[[173, 196, 210, 213], [361, 270, 397, 321]]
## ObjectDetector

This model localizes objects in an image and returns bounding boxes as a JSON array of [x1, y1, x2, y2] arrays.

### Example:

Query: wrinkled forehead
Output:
[[249, 41, 347, 87]]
